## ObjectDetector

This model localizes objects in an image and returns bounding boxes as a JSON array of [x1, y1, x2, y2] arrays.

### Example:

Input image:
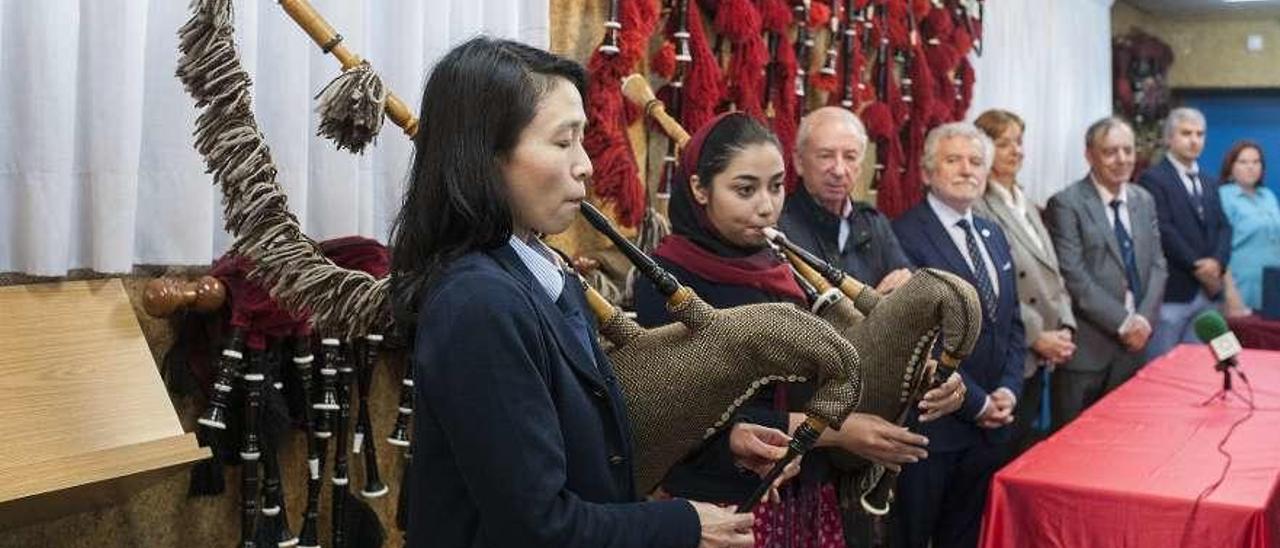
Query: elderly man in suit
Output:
[[1045, 117, 1168, 428], [1138, 107, 1232, 358], [891, 122, 1026, 548], [973, 109, 1077, 450]]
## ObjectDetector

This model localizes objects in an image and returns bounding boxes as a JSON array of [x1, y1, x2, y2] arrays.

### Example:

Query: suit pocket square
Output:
[[1002, 262, 1012, 271]]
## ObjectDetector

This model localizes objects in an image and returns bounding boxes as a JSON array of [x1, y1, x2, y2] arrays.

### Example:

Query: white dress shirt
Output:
[[927, 193, 1000, 297]]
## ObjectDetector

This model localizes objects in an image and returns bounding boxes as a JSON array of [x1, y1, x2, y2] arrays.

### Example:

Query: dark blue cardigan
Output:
[[407, 245, 699, 547]]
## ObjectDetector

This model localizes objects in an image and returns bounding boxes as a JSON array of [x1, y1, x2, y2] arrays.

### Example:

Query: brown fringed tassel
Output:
[[315, 62, 388, 154], [176, 0, 390, 339], [637, 207, 672, 255], [582, 268, 627, 308]]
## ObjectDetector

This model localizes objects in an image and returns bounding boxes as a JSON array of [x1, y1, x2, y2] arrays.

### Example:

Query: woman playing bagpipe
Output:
[[388, 37, 799, 548], [633, 112, 969, 547]]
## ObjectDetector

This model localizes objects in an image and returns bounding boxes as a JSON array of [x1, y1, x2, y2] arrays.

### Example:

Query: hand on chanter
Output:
[[729, 422, 801, 504]]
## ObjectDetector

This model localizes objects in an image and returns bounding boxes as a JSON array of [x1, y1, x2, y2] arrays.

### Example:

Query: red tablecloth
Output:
[[980, 345, 1280, 548]]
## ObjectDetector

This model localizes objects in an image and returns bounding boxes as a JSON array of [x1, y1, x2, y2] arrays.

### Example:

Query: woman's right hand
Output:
[[688, 501, 754, 548], [1031, 329, 1076, 364]]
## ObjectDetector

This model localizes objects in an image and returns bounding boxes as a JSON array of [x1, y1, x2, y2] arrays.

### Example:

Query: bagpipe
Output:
[[147, 243, 393, 547], [765, 227, 982, 515]]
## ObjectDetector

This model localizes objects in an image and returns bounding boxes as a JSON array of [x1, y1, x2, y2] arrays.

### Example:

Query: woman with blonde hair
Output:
[[972, 109, 1077, 449]]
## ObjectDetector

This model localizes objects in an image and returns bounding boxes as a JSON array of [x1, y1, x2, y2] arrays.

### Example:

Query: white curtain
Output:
[[969, 0, 1115, 207], [0, 0, 548, 276]]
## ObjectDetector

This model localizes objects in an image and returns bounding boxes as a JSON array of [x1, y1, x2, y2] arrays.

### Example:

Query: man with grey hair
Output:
[[778, 106, 913, 293], [1045, 117, 1167, 428], [1137, 107, 1231, 358], [890, 122, 1026, 548]]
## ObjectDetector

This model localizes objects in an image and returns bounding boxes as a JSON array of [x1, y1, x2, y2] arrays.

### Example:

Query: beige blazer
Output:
[[975, 182, 1077, 378]]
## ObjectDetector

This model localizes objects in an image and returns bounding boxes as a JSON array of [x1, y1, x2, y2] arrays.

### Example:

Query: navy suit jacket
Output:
[[1137, 156, 1232, 302], [408, 245, 698, 548], [892, 201, 1026, 451]]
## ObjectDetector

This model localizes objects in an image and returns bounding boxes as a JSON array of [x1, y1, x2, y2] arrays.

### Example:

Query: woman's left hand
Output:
[[728, 422, 800, 504]]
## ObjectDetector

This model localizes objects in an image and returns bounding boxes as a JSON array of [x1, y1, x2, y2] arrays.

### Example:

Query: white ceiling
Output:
[[1122, 0, 1280, 15]]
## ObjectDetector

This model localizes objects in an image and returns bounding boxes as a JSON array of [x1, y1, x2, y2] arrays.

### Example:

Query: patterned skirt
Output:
[[752, 480, 846, 548]]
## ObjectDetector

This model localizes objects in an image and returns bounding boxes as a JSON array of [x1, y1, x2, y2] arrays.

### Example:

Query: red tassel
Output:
[[583, 53, 644, 227], [714, 0, 762, 43], [808, 1, 831, 29], [760, 0, 792, 33], [683, 0, 726, 133], [621, 0, 661, 125], [912, 0, 933, 21], [652, 41, 677, 80], [861, 101, 894, 141], [924, 6, 954, 40], [852, 40, 869, 110], [951, 25, 974, 59], [623, 0, 660, 67], [729, 34, 769, 119], [873, 135, 908, 218], [763, 0, 800, 191], [812, 70, 838, 93], [908, 45, 943, 128], [886, 0, 911, 49], [875, 142, 911, 218], [925, 42, 961, 75], [715, 0, 767, 119]]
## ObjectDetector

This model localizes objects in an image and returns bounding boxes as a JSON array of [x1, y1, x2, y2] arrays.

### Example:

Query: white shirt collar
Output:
[[927, 192, 974, 228], [1089, 173, 1128, 204], [1166, 152, 1200, 178], [840, 198, 854, 220], [508, 234, 565, 302]]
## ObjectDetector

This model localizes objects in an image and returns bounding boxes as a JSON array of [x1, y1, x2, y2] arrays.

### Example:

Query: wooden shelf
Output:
[[0, 279, 209, 530]]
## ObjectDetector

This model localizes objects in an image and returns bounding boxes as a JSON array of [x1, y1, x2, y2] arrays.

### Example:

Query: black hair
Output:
[[389, 37, 587, 326], [693, 113, 782, 190]]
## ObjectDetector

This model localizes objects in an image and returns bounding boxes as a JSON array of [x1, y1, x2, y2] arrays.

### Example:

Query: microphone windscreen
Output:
[[1193, 309, 1229, 343]]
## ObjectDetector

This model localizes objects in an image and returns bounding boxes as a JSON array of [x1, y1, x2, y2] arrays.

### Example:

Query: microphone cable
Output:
[[1177, 366, 1255, 548]]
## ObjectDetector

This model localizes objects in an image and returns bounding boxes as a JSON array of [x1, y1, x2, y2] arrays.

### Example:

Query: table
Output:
[[0, 279, 207, 529], [980, 345, 1280, 548], [1229, 314, 1280, 351]]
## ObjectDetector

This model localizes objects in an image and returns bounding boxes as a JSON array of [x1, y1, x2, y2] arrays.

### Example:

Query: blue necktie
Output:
[[1187, 170, 1205, 219], [1110, 199, 1143, 301], [956, 218, 997, 321]]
